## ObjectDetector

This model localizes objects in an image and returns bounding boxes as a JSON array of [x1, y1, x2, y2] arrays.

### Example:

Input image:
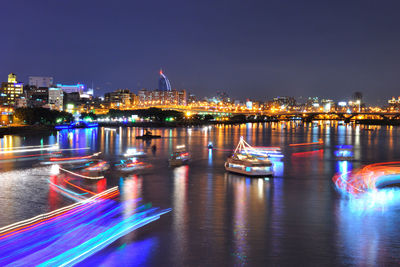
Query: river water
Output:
[[1, 122, 400, 266]]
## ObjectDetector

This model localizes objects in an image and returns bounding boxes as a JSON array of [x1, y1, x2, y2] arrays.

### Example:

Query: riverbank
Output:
[[98, 119, 279, 128]]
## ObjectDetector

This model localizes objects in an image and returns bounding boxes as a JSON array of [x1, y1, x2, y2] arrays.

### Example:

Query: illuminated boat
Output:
[[115, 158, 152, 173], [82, 160, 110, 172], [225, 137, 273, 177], [208, 142, 214, 149], [123, 148, 146, 158], [169, 145, 190, 167], [55, 121, 98, 130], [136, 129, 161, 140], [40, 152, 102, 165], [334, 145, 354, 160]]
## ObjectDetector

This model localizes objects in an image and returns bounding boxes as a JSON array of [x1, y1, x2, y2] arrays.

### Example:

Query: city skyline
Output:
[[2, 1, 400, 104], [3, 70, 400, 106]]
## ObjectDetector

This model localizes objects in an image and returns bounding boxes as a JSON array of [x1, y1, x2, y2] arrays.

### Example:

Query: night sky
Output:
[[2, 0, 400, 104]]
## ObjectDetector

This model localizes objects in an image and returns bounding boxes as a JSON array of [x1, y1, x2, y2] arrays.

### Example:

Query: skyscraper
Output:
[[158, 69, 171, 91], [0, 73, 23, 106], [29, 76, 54, 88]]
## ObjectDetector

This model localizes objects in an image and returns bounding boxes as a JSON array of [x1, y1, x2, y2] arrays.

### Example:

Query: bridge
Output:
[[116, 105, 400, 122], [166, 107, 400, 122], [262, 111, 400, 122]]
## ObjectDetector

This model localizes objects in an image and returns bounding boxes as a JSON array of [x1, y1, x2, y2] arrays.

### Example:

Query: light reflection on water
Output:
[[0, 123, 400, 265]]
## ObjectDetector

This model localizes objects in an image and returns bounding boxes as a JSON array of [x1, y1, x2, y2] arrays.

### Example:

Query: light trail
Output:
[[291, 149, 324, 157], [0, 185, 171, 266], [59, 167, 105, 180], [48, 179, 88, 202], [0, 144, 59, 154], [58, 147, 90, 152], [50, 152, 101, 162], [0, 144, 57, 151], [333, 161, 400, 196], [0, 187, 117, 236], [39, 208, 171, 266], [289, 139, 323, 147], [63, 179, 96, 195]]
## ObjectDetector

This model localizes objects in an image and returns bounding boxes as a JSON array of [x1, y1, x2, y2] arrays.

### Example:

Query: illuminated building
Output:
[[0, 73, 24, 106], [80, 88, 94, 100], [138, 89, 186, 106], [48, 87, 64, 111], [273, 96, 296, 108], [56, 83, 85, 94], [216, 91, 230, 103], [388, 97, 400, 105], [104, 89, 137, 109], [188, 94, 196, 104], [27, 87, 49, 108], [321, 99, 334, 112], [246, 100, 253, 110], [158, 69, 172, 91], [29, 76, 54, 88]]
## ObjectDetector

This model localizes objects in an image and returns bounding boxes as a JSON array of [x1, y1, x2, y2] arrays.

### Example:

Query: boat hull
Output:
[[136, 135, 161, 140], [224, 162, 273, 177], [169, 159, 189, 167]]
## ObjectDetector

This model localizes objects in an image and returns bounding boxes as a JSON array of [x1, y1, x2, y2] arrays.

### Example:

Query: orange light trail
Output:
[[63, 179, 96, 195], [50, 155, 93, 162]]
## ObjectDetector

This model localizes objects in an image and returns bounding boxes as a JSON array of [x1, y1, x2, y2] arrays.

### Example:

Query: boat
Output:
[[334, 145, 354, 160], [136, 129, 161, 140], [208, 142, 213, 149], [55, 121, 98, 130], [82, 160, 110, 172], [123, 148, 146, 158], [114, 158, 152, 174], [224, 137, 273, 177], [169, 145, 190, 167]]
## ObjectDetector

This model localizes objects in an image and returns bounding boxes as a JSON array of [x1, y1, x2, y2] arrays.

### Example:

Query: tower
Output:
[[158, 69, 171, 91]]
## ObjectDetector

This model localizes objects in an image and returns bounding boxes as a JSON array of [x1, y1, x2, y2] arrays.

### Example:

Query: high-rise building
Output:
[[158, 70, 171, 91], [48, 87, 64, 111], [27, 87, 49, 108], [104, 89, 137, 109], [273, 96, 296, 107], [138, 89, 186, 106], [0, 73, 24, 106], [29, 76, 54, 88], [57, 83, 85, 94], [188, 94, 196, 104]]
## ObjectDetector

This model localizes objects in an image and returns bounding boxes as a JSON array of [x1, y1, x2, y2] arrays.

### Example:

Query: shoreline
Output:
[[2, 119, 400, 137]]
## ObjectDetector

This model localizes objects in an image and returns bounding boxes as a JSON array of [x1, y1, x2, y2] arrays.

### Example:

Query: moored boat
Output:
[[136, 129, 161, 139]]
